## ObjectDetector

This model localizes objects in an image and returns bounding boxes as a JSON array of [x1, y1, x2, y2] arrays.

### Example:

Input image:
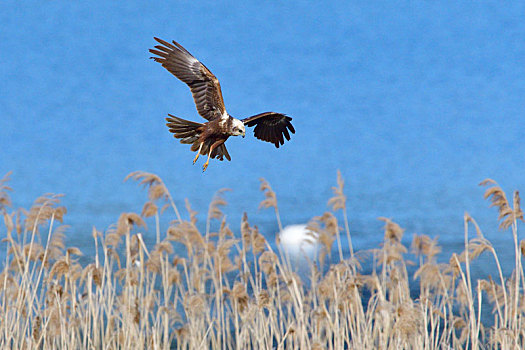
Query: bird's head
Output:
[[231, 118, 246, 137]]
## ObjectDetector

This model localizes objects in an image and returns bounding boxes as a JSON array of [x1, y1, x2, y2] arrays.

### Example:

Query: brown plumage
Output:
[[150, 37, 295, 171]]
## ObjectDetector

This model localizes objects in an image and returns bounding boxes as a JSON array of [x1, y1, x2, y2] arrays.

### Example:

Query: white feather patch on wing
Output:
[[219, 112, 229, 126]]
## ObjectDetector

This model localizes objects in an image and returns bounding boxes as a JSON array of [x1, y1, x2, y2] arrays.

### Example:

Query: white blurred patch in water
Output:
[[278, 224, 319, 258]]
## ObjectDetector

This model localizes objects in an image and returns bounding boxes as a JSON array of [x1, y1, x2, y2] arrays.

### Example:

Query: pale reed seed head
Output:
[[379, 217, 404, 242], [318, 270, 337, 300], [0, 271, 15, 291], [479, 277, 506, 311], [414, 263, 444, 290], [259, 178, 277, 209], [259, 251, 277, 276], [251, 226, 267, 254], [172, 256, 185, 267], [256, 290, 271, 309], [513, 190, 524, 221], [167, 222, 204, 256], [125, 171, 170, 202], [48, 225, 68, 261], [105, 232, 121, 248], [241, 214, 266, 254], [129, 235, 140, 263], [216, 236, 237, 258], [377, 241, 408, 265], [458, 237, 492, 262], [208, 188, 231, 221], [48, 257, 82, 282], [393, 303, 422, 342], [0, 171, 12, 211], [48, 259, 70, 281], [149, 184, 168, 202], [241, 212, 252, 246], [452, 316, 467, 333], [141, 201, 158, 218], [146, 251, 162, 274], [448, 253, 461, 278], [15, 210, 22, 235], [311, 342, 325, 350], [218, 216, 235, 240], [455, 282, 469, 307], [3, 212, 14, 236], [23, 243, 44, 262], [327, 169, 346, 211], [9, 256, 25, 273], [231, 281, 249, 312], [24, 194, 67, 233], [92, 226, 101, 240], [480, 179, 519, 230], [66, 247, 83, 258], [316, 212, 339, 236], [43, 305, 63, 337], [411, 234, 441, 259], [186, 294, 206, 314], [174, 326, 189, 341], [214, 239, 237, 275], [154, 240, 174, 255], [490, 329, 517, 348], [130, 297, 141, 324], [185, 198, 198, 225], [308, 220, 333, 263], [107, 247, 122, 269], [168, 268, 181, 285], [357, 273, 381, 292], [32, 315, 42, 344], [116, 212, 146, 236], [115, 268, 139, 286], [82, 264, 102, 287], [464, 212, 484, 237]]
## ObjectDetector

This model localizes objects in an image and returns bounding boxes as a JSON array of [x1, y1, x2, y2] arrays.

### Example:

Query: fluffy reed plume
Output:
[[126, 170, 181, 223], [2, 171, 525, 349], [328, 170, 353, 256], [480, 179, 524, 230], [24, 194, 67, 233], [206, 188, 231, 236], [259, 178, 282, 232], [0, 171, 12, 212]]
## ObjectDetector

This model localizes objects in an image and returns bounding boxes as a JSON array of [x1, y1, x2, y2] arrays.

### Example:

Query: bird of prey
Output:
[[149, 37, 295, 172]]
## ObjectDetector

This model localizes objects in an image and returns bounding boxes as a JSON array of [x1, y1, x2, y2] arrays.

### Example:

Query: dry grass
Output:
[[1, 171, 525, 349]]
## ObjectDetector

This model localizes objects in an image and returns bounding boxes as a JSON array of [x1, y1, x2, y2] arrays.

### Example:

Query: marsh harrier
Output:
[[150, 38, 295, 171]]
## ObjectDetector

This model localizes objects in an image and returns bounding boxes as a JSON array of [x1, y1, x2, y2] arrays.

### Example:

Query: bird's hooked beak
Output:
[[242, 131, 245, 138]]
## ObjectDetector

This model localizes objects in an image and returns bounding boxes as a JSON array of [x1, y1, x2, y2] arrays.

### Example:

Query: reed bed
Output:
[[0, 170, 524, 349]]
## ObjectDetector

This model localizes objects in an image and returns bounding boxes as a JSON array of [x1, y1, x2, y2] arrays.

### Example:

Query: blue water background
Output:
[[1, 1, 524, 275]]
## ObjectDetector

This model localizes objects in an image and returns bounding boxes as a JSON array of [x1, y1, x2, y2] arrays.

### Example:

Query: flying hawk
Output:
[[149, 37, 295, 171]]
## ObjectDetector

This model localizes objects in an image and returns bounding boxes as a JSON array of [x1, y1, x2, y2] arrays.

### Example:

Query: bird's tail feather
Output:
[[166, 114, 231, 161], [166, 114, 203, 145]]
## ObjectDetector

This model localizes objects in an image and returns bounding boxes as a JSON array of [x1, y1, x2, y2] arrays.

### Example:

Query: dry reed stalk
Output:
[[2, 171, 525, 348], [328, 170, 353, 257]]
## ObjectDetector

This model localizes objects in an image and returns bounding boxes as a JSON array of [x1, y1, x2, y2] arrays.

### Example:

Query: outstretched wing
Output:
[[242, 112, 295, 148], [149, 37, 226, 121]]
